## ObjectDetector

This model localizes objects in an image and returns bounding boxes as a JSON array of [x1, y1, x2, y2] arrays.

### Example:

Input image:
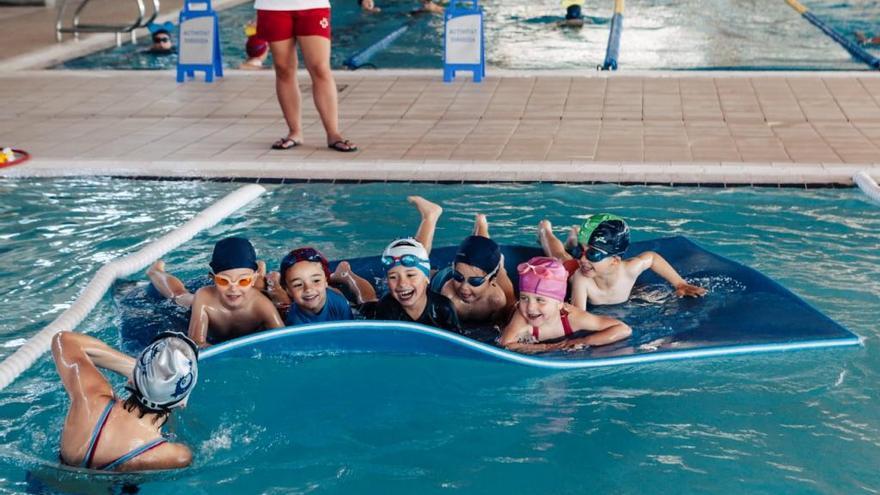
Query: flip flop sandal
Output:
[[327, 140, 358, 152], [271, 138, 301, 150]]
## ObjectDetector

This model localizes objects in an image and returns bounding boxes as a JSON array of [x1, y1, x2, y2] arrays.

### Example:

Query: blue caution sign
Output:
[[443, 0, 485, 83], [177, 0, 223, 83]]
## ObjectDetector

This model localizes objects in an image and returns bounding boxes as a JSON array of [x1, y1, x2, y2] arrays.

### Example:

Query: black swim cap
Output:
[[577, 214, 630, 256], [454, 236, 501, 275], [209, 237, 258, 274]]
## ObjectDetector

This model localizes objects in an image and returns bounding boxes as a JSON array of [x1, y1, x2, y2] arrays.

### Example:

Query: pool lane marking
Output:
[[601, 0, 625, 71], [0, 184, 267, 392]]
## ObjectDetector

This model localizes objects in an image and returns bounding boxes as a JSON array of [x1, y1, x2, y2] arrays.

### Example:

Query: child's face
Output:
[[387, 265, 428, 309], [451, 262, 493, 303], [212, 268, 257, 308], [578, 254, 616, 277], [518, 292, 563, 327], [284, 261, 328, 313]]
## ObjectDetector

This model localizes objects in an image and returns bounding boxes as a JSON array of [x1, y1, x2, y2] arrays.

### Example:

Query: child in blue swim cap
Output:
[[538, 214, 706, 309], [147, 237, 284, 347]]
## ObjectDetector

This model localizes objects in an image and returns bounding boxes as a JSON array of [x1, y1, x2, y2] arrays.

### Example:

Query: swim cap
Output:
[[132, 332, 198, 411], [565, 4, 582, 19], [382, 238, 431, 277], [209, 237, 258, 274], [279, 247, 331, 289], [454, 236, 501, 275], [245, 36, 268, 58], [577, 214, 630, 256], [517, 256, 568, 302]]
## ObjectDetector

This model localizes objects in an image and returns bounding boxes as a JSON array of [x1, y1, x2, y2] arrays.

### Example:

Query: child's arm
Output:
[[632, 251, 707, 297], [265, 271, 292, 309], [569, 271, 590, 310], [564, 310, 632, 348], [499, 313, 565, 354], [493, 258, 517, 324], [188, 291, 211, 348], [52, 331, 135, 401]]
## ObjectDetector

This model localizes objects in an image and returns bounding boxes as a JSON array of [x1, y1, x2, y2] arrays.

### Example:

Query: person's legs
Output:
[[538, 220, 572, 261], [472, 213, 489, 238], [269, 37, 304, 146], [330, 261, 377, 304], [298, 35, 357, 151], [408, 196, 443, 254], [147, 261, 194, 307]]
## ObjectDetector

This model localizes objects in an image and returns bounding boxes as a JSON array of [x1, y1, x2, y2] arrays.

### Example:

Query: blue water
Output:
[[1, 178, 879, 493], [57, 0, 880, 70]]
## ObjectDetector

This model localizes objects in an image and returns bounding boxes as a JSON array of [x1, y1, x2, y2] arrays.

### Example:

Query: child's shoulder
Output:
[[622, 252, 653, 273]]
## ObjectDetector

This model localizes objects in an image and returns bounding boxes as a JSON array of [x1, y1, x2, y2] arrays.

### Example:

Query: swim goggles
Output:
[[516, 259, 565, 280], [569, 243, 612, 263], [282, 247, 325, 267], [381, 254, 430, 269], [451, 262, 500, 287], [211, 272, 255, 288]]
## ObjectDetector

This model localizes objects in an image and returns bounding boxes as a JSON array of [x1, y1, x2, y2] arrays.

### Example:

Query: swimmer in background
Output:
[[147, 237, 284, 347], [265, 246, 377, 325], [240, 35, 270, 70], [559, 0, 585, 27], [359, 0, 381, 13], [431, 214, 516, 327], [500, 257, 631, 353], [146, 22, 176, 55], [360, 0, 443, 15], [52, 331, 198, 471], [538, 214, 707, 309], [855, 31, 880, 46]]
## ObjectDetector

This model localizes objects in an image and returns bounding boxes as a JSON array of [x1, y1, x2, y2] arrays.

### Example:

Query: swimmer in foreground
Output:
[[147, 237, 284, 346], [53, 331, 198, 471], [558, 0, 585, 27], [432, 214, 515, 327], [539, 214, 706, 309], [265, 246, 377, 325], [500, 257, 631, 353]]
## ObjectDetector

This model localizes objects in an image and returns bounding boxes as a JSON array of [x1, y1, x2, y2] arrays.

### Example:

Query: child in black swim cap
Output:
[[538, 214, 707, 309]]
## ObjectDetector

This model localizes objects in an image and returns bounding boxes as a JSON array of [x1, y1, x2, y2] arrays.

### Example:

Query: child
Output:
[[500, 257, 631, 354], [265, 247, 376, 325], [538, 214, 707, 309], [432, 214, 516, 327], [147, 237, 284, 347], [559, 0, 585, 27]]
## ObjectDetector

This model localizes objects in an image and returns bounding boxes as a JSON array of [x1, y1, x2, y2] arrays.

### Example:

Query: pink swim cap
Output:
[[517, 256, 568, 302], [246, 36, 268, 58]]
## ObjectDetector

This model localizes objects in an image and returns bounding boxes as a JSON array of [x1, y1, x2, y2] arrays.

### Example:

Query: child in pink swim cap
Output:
[[499, 256, 631, 354]]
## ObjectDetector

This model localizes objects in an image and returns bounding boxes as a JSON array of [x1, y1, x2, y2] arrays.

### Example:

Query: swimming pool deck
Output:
[[2, 69, 880, 184]]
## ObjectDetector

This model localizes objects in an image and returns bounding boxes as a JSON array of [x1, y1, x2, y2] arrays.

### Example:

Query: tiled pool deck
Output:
[[2, 69, 879, 184]]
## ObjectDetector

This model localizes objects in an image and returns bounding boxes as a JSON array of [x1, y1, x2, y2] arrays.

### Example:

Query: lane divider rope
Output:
[[854, 171, 880, 204]]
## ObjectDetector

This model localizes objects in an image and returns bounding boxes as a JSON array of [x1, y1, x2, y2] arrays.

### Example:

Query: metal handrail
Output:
[[56, 0, 161, 46]]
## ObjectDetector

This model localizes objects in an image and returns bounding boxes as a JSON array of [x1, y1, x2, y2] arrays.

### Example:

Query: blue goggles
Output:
[[569, 243, 612, 263], [381, 254, 430, 271], [450, 262, 500, 287]]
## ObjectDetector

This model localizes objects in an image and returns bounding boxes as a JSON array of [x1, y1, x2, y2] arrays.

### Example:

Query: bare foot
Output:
[[329, 261, 352, 284], [474, 213, 489, 237], [408, 195, 442, 222], [538, 219, 553, 244], [147, 260, 166, 276], [566, 225, 580, 249]]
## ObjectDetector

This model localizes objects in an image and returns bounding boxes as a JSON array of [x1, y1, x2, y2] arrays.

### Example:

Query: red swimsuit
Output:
[[532, 310, 573, 341]]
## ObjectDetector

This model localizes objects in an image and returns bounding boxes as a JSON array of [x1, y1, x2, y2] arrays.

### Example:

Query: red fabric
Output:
[[256, 8, 331, 41]]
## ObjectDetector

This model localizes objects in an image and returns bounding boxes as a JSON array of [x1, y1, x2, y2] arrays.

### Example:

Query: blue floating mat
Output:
[[174, 236, 858, 368]]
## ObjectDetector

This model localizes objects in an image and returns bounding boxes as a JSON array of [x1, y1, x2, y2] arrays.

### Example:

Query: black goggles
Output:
[[570, 243, 612, 263], [451, 262, 499, 287]]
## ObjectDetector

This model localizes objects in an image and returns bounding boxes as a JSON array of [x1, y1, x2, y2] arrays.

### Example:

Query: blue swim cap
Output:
[[209, 237, 257, 274], [577, 214, 630, 256], [454, 236, 501, 275], [566, 4, 582, 19]]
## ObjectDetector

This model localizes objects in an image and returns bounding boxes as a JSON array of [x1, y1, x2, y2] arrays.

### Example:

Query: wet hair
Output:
[[123, 392, 170, 427]]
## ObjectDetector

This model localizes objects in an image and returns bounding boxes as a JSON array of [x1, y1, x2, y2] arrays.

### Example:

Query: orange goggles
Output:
[[212, 274, 254, 288]]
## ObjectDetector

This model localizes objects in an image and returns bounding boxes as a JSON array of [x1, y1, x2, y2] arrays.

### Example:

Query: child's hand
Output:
[[266, 271, 281, 290], [675, 282, 707, 298]]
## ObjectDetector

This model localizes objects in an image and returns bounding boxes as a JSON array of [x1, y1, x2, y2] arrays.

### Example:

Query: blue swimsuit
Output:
[[79, 400, 167, 471]]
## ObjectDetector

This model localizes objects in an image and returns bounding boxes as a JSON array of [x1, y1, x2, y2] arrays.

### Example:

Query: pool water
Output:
[[57, 0, 880, 71], [1, 178, 879, 493]]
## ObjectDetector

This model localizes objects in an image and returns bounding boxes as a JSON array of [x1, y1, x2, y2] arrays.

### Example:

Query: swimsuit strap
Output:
[[532, 326, 540, 340], [98, 437, 167, 471], [560, 309, 573, 336], [82, 399, 115, 469]]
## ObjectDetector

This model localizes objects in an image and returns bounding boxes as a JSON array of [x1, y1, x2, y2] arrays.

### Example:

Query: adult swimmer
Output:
[[559, 0, 586, 27], [52, 331, 198, 471]]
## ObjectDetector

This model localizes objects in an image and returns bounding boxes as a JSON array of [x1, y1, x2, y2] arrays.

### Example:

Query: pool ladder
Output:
[[55, 0, 160, 46]]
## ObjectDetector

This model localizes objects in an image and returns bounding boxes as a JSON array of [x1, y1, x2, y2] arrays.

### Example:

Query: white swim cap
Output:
[[381, 238, 431, 277], [132, 332, 198, 411]]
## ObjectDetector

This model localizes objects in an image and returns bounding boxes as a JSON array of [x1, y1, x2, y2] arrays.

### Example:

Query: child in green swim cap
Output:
[[538, 214, 706, 309]]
